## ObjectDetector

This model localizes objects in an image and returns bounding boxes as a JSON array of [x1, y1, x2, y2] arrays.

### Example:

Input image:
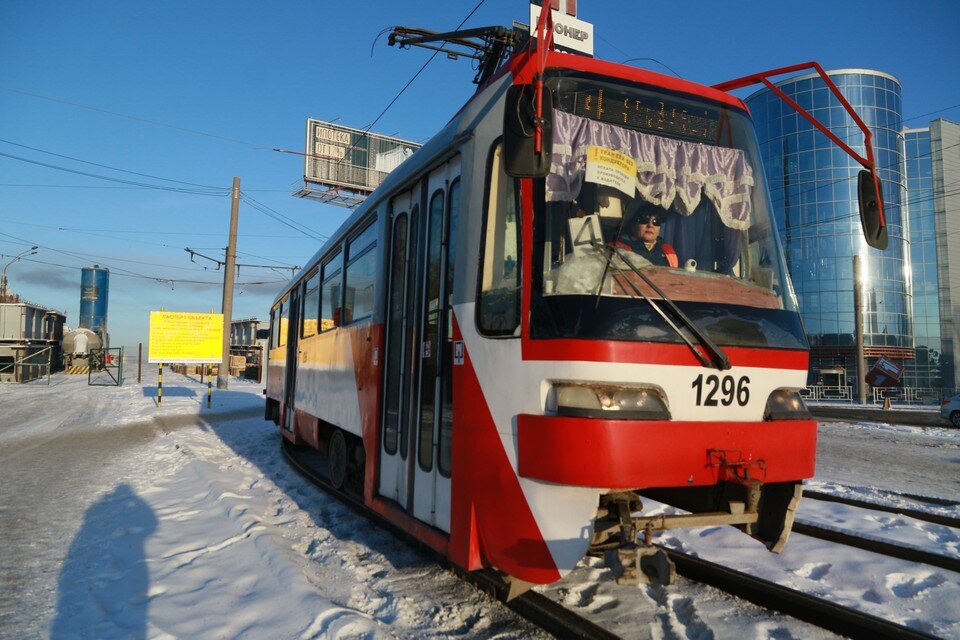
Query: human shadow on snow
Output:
[[51, 483, 157, 640]]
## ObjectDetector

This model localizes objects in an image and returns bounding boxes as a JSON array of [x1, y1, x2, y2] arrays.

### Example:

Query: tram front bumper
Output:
[[516, 414, 816, 489]]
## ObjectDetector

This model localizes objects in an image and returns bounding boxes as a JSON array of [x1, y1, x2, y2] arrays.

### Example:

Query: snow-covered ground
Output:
[[1, 362, 958, 639]]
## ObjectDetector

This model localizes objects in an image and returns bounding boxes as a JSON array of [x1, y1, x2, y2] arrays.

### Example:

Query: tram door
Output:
[[380, 159, 459, 532], [283, 285, 301, 432]]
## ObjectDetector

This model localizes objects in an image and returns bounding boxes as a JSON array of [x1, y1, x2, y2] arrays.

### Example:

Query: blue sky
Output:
[[1, 0, 958, 347]]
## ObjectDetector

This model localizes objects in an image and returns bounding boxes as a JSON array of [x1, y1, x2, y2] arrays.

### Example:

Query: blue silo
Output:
[[80, 265, 109, 335]]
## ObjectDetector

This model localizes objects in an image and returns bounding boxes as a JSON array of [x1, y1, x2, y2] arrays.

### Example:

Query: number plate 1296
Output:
[[692, 374, 750, 407]]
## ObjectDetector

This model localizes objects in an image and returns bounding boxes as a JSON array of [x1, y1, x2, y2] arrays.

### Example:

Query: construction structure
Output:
[[0, 301, 66, 382]]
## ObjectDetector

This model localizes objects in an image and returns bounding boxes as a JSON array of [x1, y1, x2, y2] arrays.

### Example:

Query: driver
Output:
[[614, 205, 678, 268]]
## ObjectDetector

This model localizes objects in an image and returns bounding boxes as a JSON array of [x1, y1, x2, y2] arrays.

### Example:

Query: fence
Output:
[[88, 347, 124, 386], [801, 384, 958, 405], [0, 345, 54, 384], [871, 386, 959, 406], [800, 385, 854, 402]]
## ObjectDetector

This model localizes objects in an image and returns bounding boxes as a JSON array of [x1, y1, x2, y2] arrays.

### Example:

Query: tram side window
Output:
[[302, 269, 320, 338], [478, 144, 521, 336], [320, 251, 343, 331], [278, 298, 288, 347], [344, 220, 378, 324], [270, 306, 278, 349], [438, 178, 460, 477]]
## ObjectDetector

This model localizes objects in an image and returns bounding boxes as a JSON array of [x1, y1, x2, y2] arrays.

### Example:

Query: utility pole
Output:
[[853, 254, 867, 404], [218, 177, 240, 390]]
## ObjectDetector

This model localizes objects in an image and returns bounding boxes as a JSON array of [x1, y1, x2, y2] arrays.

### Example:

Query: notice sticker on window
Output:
[[584, 146, 637, 197], [453, 341, 464, 366]]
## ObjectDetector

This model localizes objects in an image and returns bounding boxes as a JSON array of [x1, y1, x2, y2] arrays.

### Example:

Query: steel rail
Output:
[[280, 439, 621, 640], [666, 549, 941, 640], [792, 522, 960, 574], [804, 489, 960, 529]]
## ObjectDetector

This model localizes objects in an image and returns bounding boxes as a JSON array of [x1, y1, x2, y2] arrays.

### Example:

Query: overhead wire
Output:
[[276, 1, 490, 167], [0, 86, 272, 150], [0, 151, 229, 195], [239, 192, 327, 242], [8, 254, 286, 287], [0, 138, 227, 190]]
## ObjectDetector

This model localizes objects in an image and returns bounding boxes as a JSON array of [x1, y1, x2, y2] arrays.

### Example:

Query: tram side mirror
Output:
[[858, 170, 888, 250], [503, 84, 553, 178]]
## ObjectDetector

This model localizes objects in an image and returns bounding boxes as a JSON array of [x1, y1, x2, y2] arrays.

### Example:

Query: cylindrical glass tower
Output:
[[79, 265, 109, 335], [746, 69, 912, 386]]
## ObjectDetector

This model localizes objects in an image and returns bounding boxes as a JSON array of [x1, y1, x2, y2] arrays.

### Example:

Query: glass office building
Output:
[[746, 70, 913, 386], [904, 128, 942, 388]]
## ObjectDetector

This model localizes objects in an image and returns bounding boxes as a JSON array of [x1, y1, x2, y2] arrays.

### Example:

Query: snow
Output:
[[1, 363, 958, 638]]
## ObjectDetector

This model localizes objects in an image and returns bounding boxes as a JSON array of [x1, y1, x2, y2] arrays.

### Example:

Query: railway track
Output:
[[803, 488, 960, 529], [281, 438, 954, 639], [795, 490, 960, 574], [281, 439, 619, 640], [666, 549, 941, 640]]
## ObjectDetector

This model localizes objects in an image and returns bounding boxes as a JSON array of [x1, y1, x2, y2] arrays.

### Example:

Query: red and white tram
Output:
[[266, 5, 887, 591]]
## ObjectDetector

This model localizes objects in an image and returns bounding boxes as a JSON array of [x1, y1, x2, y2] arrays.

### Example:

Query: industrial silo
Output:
[[79, 265, 109, 337]]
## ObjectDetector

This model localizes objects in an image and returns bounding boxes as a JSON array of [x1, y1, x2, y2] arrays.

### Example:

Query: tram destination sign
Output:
[[148, 311, 223, 364], [303, 119, 421, 194]]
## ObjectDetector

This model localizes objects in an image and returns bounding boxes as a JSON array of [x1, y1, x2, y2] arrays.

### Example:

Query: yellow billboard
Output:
[[148, 311, 223, 364]]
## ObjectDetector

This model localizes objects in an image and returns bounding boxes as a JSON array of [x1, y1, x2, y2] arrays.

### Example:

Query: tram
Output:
[[266, 3, 887, 591]]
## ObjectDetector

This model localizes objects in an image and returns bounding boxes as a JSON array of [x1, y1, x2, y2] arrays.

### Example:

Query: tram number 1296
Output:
[[692, 374, 750, 407]]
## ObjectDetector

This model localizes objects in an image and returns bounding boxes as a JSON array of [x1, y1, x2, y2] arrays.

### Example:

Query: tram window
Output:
[[320, 251, 343, 331], [419, 189, 445, 472], [383, 213, 408, 456], [344, 220, 378, 324], [278, 298, 288, 347], [478, 144, 521, 336], [269, 306, 278, 349], [301, 269, 320, 338], [438, 178, 460, 477]]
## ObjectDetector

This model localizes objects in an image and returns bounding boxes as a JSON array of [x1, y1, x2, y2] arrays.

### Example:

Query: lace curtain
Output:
[[547, 109, 755, 230]]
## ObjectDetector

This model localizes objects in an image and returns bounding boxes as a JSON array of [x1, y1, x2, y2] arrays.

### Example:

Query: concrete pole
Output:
[[854, 255, 867, 404], [218, 177, 240, 390]]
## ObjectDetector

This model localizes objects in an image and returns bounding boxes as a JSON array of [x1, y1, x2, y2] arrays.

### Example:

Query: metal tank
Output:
[[62, 327, 102, 356], [79, 265, 109, 335]]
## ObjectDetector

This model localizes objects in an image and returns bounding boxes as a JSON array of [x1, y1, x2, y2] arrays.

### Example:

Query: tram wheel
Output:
[[328, 429, 347, 490]]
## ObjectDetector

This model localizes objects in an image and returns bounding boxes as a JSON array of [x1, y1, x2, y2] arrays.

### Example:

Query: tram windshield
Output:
[[532, 72, 805, 350]]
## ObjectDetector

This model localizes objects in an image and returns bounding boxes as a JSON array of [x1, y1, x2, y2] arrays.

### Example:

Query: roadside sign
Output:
[[148, 311, 223, 364]]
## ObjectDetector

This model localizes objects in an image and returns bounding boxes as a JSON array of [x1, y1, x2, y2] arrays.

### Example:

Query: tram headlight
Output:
[[554, 383, 670, 420], [764, 389, 811, 420]]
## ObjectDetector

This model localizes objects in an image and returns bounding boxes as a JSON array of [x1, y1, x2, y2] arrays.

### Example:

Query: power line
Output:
[[239, 192, 328, 241], [0, 138, 226, 190], [363, 0, 487, 135], [278, 1, 489, 168], [0, 217, 312, 241], [0, 151, 229, 195], [10, 254, 286, 287], [0, 86, 272, 150]]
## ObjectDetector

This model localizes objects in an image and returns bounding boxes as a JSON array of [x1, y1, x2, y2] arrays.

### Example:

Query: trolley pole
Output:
[[853, 255, 867, 404], [218, 176, 240, 390]]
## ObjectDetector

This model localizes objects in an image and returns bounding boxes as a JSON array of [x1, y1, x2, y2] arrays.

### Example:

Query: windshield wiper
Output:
[[590, 242, 731, 370]]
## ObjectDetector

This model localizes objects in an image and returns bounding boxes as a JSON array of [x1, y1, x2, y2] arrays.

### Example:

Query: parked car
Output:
[[942, 393, 960, 427]]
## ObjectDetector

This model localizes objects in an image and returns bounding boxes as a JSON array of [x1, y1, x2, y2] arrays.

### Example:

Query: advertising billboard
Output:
[[148, 311, 223, 364], [303, 119, 421, 194]]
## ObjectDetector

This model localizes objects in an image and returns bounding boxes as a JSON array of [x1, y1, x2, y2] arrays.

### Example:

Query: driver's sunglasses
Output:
[[636, 215, 662, 227]]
